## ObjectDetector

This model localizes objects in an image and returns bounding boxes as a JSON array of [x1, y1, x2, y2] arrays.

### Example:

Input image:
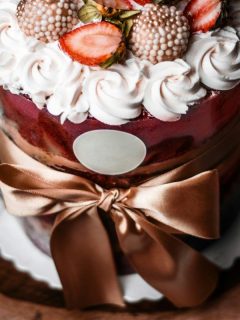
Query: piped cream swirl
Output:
[[185, 27, 240, 90], [82, 59, 147, 125], [0, 1, 41, 87], [14, 43, 74, 108], [47, 61, 90, 124], [143, 59, 206, 121]]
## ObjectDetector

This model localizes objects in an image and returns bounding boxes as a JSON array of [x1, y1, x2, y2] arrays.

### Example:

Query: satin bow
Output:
[[0, 129, 221, 309]]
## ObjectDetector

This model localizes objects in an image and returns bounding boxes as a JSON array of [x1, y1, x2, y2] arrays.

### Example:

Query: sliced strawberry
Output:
[[184, 0, 222, 33], [132, 0, 151, 6], [59, 22, 124, 67], [95, 0, 132, 10]]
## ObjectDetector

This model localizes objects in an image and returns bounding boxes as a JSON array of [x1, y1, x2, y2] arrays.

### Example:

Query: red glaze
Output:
[[0, 85, 240, 188]]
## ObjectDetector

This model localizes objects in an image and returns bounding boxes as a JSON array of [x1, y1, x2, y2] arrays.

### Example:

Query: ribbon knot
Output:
[[98, 188, 121, 213]]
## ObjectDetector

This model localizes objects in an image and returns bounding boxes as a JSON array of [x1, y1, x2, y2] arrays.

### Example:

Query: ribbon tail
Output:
[[51, 207, 124, 309], [113, 212, 219, 308]]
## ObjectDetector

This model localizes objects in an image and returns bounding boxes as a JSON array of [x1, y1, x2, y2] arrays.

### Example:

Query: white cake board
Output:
[[0, 198, 240, 303]]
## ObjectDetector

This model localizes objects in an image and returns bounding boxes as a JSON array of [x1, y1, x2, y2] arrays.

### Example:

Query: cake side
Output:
[[1, 83, 240, 187]]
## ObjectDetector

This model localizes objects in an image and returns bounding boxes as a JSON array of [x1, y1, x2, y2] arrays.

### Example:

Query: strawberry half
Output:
[[95, 0, 132, 10], [59, 22, 126, 67], [184, 0, 223, 33]]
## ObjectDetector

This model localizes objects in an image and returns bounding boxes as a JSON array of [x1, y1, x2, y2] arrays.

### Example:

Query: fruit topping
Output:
[[78, 0, 139, 41], [78, 0, 139, 24], [184, 0, 225, 33], [129, 4, 190, 64], [59, 21, 126, 68], [16, 0, 80, 43]]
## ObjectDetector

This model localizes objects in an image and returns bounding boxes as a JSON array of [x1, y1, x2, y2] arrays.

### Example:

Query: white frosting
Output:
[[81, 59, 147, 125], [0, 0, 240, 125], [185, 27, 240, 91], [13, 41, 90, 125], [0, 1, 41, 89], [47, 57, 90, 124], [14, 43, 69, 108], [143, 59, 206, 121]]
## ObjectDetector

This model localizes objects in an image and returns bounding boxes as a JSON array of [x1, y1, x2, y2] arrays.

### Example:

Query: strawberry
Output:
[[94, 0, 132, 10], [133, 0, 151, 6], [59, 22, 126, 67], [184, 0, 223, 33]]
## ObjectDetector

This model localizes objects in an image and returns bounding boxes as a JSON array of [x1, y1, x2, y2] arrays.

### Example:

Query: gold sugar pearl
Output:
[[129, 4, 190, 64], [16, 0, 80, 43]]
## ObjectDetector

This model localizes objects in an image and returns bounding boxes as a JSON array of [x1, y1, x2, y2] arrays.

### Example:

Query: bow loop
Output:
[[125, 171, 220, 239]]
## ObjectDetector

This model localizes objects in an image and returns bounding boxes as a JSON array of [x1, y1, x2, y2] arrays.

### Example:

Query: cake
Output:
[[0, 0, 240, 309]]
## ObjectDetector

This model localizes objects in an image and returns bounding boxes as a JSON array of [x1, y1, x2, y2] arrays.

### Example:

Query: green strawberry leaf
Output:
[[119, 10, 140, 20], [122, 19, 133, 38]]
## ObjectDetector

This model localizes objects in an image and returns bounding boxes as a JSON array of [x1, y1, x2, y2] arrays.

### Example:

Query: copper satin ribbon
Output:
[[0, 117, 239, 309]]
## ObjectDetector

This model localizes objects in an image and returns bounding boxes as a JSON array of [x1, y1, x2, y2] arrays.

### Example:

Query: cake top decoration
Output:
[[129, 4, 190, 64], [0, 0, 240, 126], [15, 0, 229, 68], [184, 0, 228, 33], [59, 21, 127, 68], [16, 0, 80, 43]]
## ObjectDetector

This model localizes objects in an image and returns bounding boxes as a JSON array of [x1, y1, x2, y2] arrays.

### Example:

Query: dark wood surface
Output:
[[0, 255, 239, 319]]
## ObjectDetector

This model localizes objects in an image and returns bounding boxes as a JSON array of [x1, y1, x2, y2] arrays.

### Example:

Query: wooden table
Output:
[[0, 255, 239, 320]]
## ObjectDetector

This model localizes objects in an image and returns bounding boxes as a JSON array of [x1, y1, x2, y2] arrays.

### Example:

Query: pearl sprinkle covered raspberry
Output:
[[16, 0, 80, 43], [129, 4, 190, 64]]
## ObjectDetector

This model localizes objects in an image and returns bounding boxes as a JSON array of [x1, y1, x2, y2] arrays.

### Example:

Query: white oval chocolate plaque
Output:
[[73, 130, 146, 175]]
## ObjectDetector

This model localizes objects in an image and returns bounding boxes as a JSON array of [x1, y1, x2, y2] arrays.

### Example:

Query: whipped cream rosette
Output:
[[186, 27, 240, 91], [143, 59, 206, 121], [0, 1, 40, 88], [47, 61, 90, 124], [81, 59, 147, 125], [13, 43, 72, 108]]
